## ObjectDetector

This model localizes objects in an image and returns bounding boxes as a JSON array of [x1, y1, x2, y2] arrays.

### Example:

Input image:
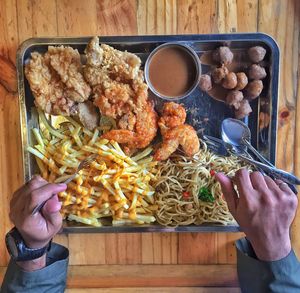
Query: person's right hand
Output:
[[216, 169, 298, 261], [9, 175, 67, 250]]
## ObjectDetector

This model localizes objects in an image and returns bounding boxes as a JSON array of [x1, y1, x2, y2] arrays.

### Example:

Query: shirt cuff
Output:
[[2, 243, 69, 291]]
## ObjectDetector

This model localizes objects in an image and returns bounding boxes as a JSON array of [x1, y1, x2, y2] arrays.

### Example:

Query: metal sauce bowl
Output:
[[144, 42, 201, 101]]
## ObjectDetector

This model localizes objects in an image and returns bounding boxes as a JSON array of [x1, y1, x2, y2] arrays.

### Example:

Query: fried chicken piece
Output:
[[47, 46, 91, 102], [77, 101, 100, 130], [25, 52, 75, 115], [93, 81, 134, 119], [84, 36, 158, 152], [25, 46, 91, 116], [84, 36, 142, 86]]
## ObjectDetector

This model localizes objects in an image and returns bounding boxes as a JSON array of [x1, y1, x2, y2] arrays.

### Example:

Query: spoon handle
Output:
[[238, 154, 300, 187], [244, 140, 274, 167]]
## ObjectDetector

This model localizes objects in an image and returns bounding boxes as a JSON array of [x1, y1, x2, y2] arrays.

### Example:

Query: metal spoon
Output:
[[221, 118, 300, 188], [222, 118, 274, 167]]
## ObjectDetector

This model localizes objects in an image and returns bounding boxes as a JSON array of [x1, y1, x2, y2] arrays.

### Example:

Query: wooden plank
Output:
[[104, 233, 142, 264], [17, 0, 57, 42], [217, 0, 238, 33], [178, 233, 218, 264], [258, 0, 300, 256], [141, 233, 178, 264], [291, 0, 300, 259], [65, 288, 241, 293], [68, 234, 106, 265], [57, 0, 98, 36], [96, 0, 138, 35], [137, 0, 177, 34], [216, 233, 244, 264], [65, 264, 238, 288], [236, 0, 258, 32], [177, 0, 217, 34], [0, 0, 20, 267]]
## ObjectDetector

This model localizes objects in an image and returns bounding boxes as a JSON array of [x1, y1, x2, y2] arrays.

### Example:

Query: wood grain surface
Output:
[[0, 0, 299, 291]]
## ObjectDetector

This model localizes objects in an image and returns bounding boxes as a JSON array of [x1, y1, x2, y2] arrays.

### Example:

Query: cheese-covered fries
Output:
[[27, 110, 158, 227]]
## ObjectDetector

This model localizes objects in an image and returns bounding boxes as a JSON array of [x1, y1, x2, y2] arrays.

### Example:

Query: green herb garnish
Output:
[[198, 187, 215, 203]]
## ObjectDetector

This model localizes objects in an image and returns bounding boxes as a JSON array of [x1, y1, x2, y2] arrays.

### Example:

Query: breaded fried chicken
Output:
[[84, 36, 158, 152], [25, 46, 91, 116]]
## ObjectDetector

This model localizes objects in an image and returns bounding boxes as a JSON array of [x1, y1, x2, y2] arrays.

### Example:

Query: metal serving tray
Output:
[[17, 33, 279, 233]]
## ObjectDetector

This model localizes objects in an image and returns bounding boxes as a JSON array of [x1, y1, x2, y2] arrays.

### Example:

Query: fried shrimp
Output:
[[154, 124, 200, 161], [159, 102, 186, 129], [154, 102, 199, 160], [102, 101, 158, 151]]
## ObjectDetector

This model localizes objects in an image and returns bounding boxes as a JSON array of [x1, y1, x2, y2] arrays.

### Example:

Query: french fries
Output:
[[28, 110, 158, 227]]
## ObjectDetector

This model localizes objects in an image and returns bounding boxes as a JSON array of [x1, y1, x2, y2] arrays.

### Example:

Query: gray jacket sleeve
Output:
[[236, 238, 300, 293], [1, 243, 69, 293]]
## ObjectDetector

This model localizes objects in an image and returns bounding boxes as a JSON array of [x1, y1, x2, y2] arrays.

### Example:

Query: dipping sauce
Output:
[[147, 45, 198, 98]]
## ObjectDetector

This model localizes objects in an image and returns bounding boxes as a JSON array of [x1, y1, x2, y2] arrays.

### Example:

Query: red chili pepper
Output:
[[210, 169, 215, 176], [182, 191, 190, 199]]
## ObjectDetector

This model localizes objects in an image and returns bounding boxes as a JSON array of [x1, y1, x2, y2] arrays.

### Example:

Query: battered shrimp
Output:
[[154, 125, 200, 161], [159, 102, 186, 129], [101, 101, 158, 151], [154, 102, 199, 161]]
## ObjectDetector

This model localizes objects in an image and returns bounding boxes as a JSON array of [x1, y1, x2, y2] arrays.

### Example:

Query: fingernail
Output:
[[58, 183, 67, 188]]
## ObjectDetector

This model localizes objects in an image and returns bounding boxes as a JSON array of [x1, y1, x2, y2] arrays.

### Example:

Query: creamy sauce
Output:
[[148, 46, 197, 97]]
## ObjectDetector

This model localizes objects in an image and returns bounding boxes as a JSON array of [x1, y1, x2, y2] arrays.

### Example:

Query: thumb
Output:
[[42, 195, 63, 230], [215, 173, 238, 215]]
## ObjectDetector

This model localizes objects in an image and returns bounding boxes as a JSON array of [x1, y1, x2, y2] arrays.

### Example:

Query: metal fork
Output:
[[31, 154, 98, 215]]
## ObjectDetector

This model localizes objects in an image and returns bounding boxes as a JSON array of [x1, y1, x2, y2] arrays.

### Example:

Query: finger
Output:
[[28, 183, 67, 213], [234, 169, 254, 197], [215, 173, 238, 215], [264, 176, 281, 192], [249, 171, 268, 191], [42, 194, 62, 214], [42, 196, 63, 230], [12, 176, 48, 203], [9, 177, 47, 219], [275, 179, 294, 194]]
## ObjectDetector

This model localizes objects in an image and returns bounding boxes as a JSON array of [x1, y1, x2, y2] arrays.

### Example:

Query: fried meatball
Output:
[[211, 65, 229, 84], [212, 46, 234, 65], [235, 99, 252, 119], [235, 72, 248, 90], [248, 46, 266, 63], [226, 90, 244, 110], [245, 80, 263, 99], [248, 64, 267, 80], [222, 72, 237, 89], [199, 74, 212, 92]]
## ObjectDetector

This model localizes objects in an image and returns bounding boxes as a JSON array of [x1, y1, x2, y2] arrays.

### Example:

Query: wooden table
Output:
[[0, 0, 299, 292]]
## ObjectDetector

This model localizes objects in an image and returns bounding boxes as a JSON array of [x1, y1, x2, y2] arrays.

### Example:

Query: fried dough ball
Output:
[[248, 64, 267, 80], [199, 74, 212, 92], [235, 72, 248, 90], [226, 90, 244, 110], [248, 46, 266, 63], [222, 72, 237, 89], [245, 80, 263, 99], [211, 65, 229, 84], [235, 99, 252, 119], [212, 46, 234, 65]]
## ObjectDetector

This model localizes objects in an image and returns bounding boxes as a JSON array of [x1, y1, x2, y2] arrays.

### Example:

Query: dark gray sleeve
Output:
[[1, 243, 69, 293], [236, 238, 300, 293]]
